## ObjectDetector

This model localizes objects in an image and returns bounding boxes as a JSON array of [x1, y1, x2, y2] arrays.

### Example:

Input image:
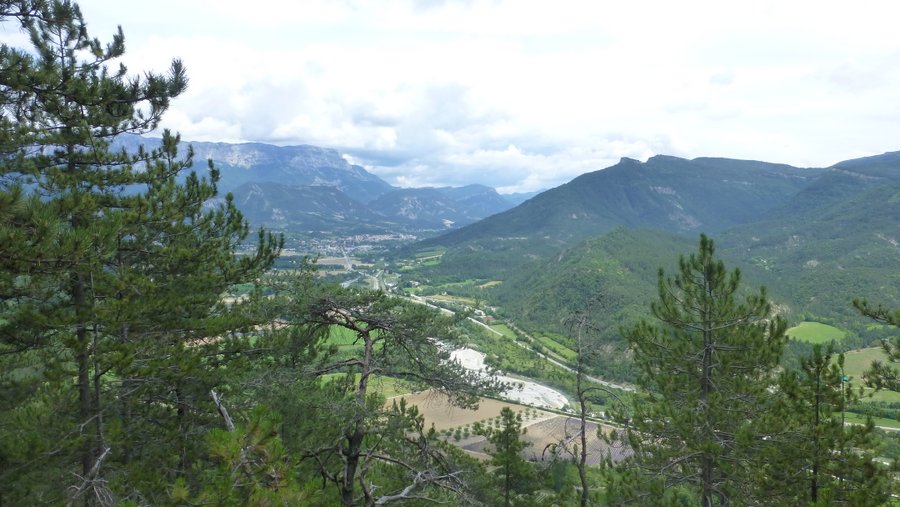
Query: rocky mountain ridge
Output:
[[117, 135, 517, 233]]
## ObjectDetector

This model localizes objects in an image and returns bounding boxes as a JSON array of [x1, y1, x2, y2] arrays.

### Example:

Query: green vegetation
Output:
[[844, 347, 891, 380], [787, 321, 847, 344], [854, 299, 900, 392], [319, 373, 412, 398], [490, 323, 517, 339], [772, 344, 891, 504], [485, 228, 694, 382], [421, 156, 823, 256], [0, 5, 496, 504], [613, 237, 894, 505], [474, 407, 535, 506], [532, 333, 578, 362], [845, 412, 900, 429], [415, 249, 445, 259], [845, 350, 900, 402], [0, 3, 283, 503], [3, 2, 900, 504], [265, 281, 502, 505], [614, 235, 790, 505]]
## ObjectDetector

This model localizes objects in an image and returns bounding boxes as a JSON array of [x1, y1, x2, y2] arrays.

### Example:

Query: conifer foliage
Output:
[[765, 344, 893, 505], [283, 282, 497, 506], [0, 1, 280, 503], [615, 234, 787, 506], [854, 298, 900, 392], [474, 406, 535, 507]]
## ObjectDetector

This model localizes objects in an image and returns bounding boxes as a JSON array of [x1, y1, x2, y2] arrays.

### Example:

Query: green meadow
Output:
[[787, 321, 846, 344]]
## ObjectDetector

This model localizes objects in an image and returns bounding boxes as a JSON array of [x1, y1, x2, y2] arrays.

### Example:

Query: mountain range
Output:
[[230, 181, 514, 234], [406, 151, 900, 369], [120, 134, 900, 341], [116, 135, 519, 234], [419, 152, 900, 274], [422, 156, 828, 248]]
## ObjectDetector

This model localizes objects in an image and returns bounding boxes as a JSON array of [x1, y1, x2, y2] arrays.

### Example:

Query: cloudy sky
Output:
[[17, 1, 900, 192]]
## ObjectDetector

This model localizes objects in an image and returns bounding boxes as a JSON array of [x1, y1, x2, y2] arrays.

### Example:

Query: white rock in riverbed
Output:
[[450, 348, 569, 410]]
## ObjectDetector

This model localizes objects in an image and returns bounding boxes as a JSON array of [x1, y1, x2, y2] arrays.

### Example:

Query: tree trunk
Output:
[[341, 331, 374, 506], [575, 336, 589, 507], [811, 372, 821, 503], [700, 278, 715, 507], [74, 271, 95, 477], [504, 454, 512, 507], [579, 392, 589, 507]]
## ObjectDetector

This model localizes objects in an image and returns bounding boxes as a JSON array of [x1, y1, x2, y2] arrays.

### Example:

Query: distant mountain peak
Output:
[[114, 134, 395, 201]]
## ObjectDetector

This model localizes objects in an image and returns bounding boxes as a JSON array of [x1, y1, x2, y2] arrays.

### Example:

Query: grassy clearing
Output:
[[859, 389, 900, 403], [325, 326, 358, 344], [842, 347, 900, 403], [489, 324, 517, 339], [844, 412, 900, 430], [843, 347, 889, 378], [533, 334, 578, 363], [478, 280, 502, 288], [787, 321, 846, 344], [322, 326, 388, 356]]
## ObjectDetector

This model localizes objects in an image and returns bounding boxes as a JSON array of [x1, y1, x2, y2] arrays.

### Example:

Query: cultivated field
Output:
[[389, 391, 539, 431], [391, 390, 631, 464], [516, 416, 630, 464]]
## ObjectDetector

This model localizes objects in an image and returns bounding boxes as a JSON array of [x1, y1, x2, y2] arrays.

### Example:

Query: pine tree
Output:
[[475, 406, 535, 507], [614, 234, 787, 506], [0, 2, 280, 502], [760, 344, 893, 505]]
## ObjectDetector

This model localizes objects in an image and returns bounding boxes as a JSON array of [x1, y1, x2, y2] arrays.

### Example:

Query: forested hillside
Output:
[[412, 145, 900, 342], [722, 180, 900, 322], [483, 229, 692, 379]]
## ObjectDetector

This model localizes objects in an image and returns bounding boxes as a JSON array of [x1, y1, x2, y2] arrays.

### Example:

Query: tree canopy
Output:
[[614, 235, 788, 505]]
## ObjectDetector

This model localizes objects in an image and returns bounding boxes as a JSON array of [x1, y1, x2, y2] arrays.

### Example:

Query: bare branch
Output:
[[210, 389, 235, 432]]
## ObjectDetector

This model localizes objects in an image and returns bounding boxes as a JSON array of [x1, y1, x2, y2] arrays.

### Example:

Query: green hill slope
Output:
[[483, 229, 695, 380], [424, 155, 822, 249], [403, 150, 900, 363], [721, 181, 900, 322], [413, 155, 823, 280]]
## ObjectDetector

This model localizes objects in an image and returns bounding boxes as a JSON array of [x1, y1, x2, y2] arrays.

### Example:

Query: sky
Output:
[[7, 0, 900, 193]]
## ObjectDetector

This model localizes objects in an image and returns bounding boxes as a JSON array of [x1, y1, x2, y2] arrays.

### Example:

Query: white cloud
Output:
[[24, 0, 900, 190]]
